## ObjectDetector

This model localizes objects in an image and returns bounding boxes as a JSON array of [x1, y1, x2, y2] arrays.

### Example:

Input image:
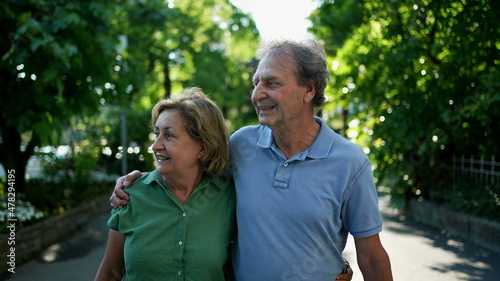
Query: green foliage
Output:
[[0, 192, 45, 233], [0, 172, 114, 233], [0, 0, 260, 201], [24, 173, 115, 214], [97, 105, 156, 175], [109, 0, 260, 131], [0, 0, 121, 193], [310, 0, 500, 209], [450, 177, 499, 222]]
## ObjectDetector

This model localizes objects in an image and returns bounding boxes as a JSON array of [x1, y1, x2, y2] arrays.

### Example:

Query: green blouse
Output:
[[108, 171, 236, 281]]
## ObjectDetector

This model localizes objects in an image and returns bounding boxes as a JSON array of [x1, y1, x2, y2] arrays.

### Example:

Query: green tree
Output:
[[1, 0, 260, 199], [0, 0, 120, 194], [111, 0, 259, 131], [310, 0, 500, 207], [93, 0, 259, 180]]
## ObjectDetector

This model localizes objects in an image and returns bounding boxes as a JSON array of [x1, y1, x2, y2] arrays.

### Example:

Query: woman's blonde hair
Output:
[[151, 87, 230, 174]]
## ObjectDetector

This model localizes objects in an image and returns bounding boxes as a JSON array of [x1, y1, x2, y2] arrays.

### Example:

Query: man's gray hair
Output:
[[256, 39, 329, 108]]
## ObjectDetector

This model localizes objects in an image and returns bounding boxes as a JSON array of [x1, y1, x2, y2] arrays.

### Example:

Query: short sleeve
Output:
[[107, 207, 125, 232], [342, 159, 383, 238]]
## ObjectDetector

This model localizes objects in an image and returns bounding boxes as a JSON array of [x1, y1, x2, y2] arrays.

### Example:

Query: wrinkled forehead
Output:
[[254, 49, 298, 77]]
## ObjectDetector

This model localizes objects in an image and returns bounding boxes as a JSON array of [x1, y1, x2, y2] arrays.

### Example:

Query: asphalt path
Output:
[[344, 194, 500, 281], [2, 194, 499, 280]]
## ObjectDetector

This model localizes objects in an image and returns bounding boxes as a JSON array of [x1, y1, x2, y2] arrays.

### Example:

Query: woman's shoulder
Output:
[[124, 171, 159, 194], [204, 173, 234, 189]]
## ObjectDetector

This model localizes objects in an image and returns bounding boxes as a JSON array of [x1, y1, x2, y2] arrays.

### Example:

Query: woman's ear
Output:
[[198, 143, 207, 159]]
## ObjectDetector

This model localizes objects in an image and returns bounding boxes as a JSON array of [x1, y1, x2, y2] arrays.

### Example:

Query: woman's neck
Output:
[[162, 171, 203, 204]]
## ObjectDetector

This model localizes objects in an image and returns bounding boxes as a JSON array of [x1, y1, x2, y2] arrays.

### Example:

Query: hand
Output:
[[109, 170, 144, 208], [336, 263, 353, 280]]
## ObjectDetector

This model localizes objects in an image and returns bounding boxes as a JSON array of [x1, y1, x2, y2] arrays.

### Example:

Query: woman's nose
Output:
[[152, 136, 162, 150]]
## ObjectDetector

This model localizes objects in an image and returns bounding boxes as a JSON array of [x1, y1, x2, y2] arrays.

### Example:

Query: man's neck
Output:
[[271, 116, 320, 159]]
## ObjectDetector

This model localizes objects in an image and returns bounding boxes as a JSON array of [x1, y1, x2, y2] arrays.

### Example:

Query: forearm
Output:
[[354, 234, 393, 281], [95, 267, 124, 281], [358, 252, 392, 281], [95, 230, 126, 281]]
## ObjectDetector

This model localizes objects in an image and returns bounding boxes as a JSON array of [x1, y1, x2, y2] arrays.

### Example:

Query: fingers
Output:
[[335, 271, 348, 280], [115, 188, 129, 201], [335, 273, 352, 280], [109, 195, 128, 209], [114, 170, 142, 190], [110, 170, 144, 208], [335, 263, 353, 280], [114, 176, 127, 190], [123, 170, 142, 187]]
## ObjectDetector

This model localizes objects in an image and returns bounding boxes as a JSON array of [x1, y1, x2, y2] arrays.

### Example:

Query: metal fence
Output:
[[453, 155, 500, 221], [425, 155, 499, 220], [430, 155, 500, 201], [452, 155, 500, 187]]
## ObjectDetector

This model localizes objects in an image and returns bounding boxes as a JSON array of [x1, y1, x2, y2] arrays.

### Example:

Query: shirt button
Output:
[[178, 241, 183, 245], [182, 212, 186, 217], [178, 271, 182, 275], [283, 163, 288, 167]]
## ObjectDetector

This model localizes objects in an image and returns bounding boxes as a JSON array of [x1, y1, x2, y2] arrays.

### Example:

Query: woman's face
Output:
[[152, 109, 204, 178]]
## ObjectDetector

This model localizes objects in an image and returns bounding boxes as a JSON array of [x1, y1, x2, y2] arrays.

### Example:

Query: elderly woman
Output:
[[95, 87, 234, 280]]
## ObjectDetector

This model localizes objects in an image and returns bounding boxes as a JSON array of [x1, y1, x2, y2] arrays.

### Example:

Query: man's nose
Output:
[[252, 82, 266, 101]]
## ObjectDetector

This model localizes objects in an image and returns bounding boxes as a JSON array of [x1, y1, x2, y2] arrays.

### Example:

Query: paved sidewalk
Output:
[[344, 194, 500, 281], [1, 194, 499, 280], [0, 212, 110, 281]]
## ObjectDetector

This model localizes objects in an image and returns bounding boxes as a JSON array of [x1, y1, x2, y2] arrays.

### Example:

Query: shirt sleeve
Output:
[[108, 209, 120, 232], [342, 158, 383, 238], [107, 206, 130, 232]]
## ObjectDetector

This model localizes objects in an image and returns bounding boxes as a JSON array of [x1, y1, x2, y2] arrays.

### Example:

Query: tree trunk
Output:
[[163, 60, 171, 98], [0, 125, 38, 195]]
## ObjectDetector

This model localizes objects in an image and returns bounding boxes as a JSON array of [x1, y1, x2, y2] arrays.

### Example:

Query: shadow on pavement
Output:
[[381, 203, 500, 281]]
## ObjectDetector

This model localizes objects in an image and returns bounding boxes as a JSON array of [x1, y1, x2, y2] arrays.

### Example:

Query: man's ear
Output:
[[304, 83, 316, 103]]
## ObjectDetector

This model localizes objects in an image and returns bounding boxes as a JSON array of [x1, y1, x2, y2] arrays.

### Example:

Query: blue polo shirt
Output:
[[109, 171, 235, 281], [229, 117, 382, 281]]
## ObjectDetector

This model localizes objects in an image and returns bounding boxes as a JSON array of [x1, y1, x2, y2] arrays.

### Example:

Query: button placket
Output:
[[173, 209, 187, 280], [274, 161, 293, 188]]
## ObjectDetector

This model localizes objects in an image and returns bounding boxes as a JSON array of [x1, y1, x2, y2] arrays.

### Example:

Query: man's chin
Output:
[[258, 117, 273, 126]]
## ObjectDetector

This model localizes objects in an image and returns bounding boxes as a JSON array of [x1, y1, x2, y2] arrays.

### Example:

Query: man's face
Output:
[[251, 51, 314, 130]]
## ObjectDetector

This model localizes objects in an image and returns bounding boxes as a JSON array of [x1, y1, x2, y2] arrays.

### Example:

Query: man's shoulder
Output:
[[232, 124, 262, 135], [230, 124, 264, 142]]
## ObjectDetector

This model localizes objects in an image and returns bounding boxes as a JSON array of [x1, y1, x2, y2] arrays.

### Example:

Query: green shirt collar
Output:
[[142, 170, 229, 191]]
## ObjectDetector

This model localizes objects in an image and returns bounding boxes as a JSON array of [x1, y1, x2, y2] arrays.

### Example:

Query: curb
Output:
[[407, 198, 500, 255]]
